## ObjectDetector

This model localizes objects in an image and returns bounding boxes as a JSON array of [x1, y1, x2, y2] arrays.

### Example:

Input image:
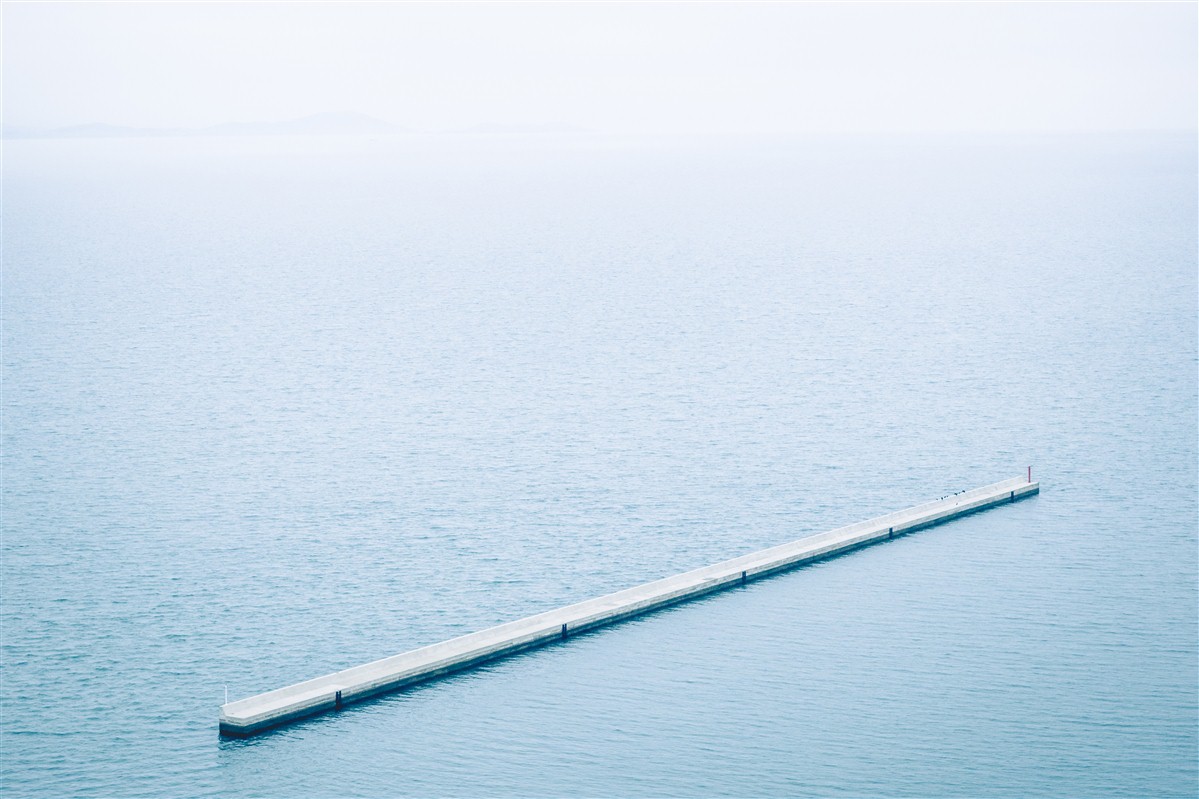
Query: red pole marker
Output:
[[1028, 466, 1031, 483]]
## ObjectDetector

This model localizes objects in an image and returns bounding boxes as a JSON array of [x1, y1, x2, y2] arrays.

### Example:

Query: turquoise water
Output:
[[3, 132, 1195, 797]]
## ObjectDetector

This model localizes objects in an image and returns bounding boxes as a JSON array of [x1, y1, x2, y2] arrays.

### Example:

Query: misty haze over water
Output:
[[4, 1, 1197, 796], [2, 130, 1195, 796]]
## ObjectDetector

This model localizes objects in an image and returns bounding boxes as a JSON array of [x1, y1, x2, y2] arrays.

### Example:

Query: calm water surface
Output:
[[3, 132, 1196, 797]]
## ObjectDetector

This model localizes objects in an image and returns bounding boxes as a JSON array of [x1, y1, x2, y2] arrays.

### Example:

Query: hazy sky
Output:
[[4, 1, 1195, 134]]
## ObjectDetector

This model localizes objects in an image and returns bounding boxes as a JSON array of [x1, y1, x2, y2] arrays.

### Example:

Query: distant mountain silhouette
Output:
[[4, 112, 402, 140], [203, 111, 400, 136], [446, 122, 591, 135], [2, 114, 598, 140], [9, 122, 168, 139]]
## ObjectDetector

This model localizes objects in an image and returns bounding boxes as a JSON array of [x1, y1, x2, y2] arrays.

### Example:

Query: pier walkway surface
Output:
[[219, 475, 1039, 736]]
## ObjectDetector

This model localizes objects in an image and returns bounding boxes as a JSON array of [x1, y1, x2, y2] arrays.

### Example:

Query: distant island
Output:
[[3, 113, 594, 140], [443, 122, 591, 135], [2, 111, 402, 140]]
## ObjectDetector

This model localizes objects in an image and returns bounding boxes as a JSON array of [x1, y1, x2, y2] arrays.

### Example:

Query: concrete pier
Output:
[[219, 475, 1039, 737]]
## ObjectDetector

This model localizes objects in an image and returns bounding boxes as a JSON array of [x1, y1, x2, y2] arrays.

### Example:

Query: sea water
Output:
[[2, 132, 1195, 797]]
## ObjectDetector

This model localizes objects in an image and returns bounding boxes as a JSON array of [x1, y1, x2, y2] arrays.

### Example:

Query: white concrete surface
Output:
[[219, 475, 1039, 736]]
